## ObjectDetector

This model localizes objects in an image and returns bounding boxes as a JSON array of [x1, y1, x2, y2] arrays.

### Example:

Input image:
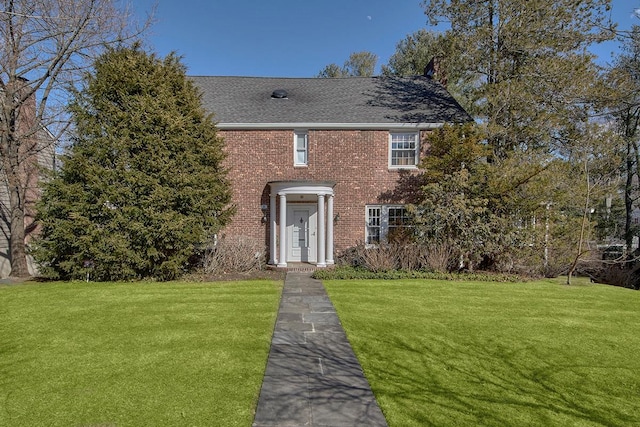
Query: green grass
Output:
[[0, 280, 282, 427], [323, 277, 640, 427]]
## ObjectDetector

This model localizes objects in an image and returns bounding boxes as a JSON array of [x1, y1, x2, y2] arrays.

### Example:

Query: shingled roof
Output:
[[190, 76, 471, 129]]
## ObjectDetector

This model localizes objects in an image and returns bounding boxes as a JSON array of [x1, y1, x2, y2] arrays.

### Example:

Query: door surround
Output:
[[268, 181, 336, 268]]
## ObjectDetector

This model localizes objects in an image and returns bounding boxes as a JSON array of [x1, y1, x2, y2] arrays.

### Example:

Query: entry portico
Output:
[[269, 181, 335, 268]]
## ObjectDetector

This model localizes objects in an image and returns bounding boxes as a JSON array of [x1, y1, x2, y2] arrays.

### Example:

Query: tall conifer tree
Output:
[[422, 0, 615, 157], [34, 46, 233, 281]]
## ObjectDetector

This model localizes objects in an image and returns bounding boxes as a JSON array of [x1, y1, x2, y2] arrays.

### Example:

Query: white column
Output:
[[317, 193, 326, 267], [269, 193, 277, 265], [278, 193, 287, 267], [326, 194, 334, 265]]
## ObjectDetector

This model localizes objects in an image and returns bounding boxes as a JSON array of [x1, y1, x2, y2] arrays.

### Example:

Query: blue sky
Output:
[[132, 0, 640, 77]]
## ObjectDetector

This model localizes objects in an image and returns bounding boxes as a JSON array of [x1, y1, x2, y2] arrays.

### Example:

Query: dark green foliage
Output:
[[312, 265, 523, 282], [422, 0, 614, 157], [33, 46, 233, 281], [411, 124, 517, 270], [381, 29, 449, 77]]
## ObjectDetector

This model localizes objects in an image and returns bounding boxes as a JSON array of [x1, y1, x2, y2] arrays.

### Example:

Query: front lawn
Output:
[[323, 278, 640, 427], [0, 280, 281, 427]]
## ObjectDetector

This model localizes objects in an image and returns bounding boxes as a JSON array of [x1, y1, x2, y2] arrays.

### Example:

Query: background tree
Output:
[[411, 0, 622, 279], [412, 123, 619, 277], [381, 29, 447, 77], [33, 46, 233, 281], [608, 25, 640, 252], [554, 122, 621, 283], [421, 0, 615, 157], [317, 63, 344, 78], [317, 51, 377, 77], [0, 0, 148, 277]]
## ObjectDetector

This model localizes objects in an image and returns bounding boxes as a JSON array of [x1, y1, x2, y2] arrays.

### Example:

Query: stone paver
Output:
[[253, 272, 388, 427]]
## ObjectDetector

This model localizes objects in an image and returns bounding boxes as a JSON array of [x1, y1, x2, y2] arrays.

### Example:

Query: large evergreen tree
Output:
[[0, 0, 148, 278], [421, 0, 615, 157], [409, 0, 621, 277], [33, 46, 233, 281]]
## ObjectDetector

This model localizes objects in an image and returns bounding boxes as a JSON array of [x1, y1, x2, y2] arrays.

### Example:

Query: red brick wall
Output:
[[220, 129, 426, 255]]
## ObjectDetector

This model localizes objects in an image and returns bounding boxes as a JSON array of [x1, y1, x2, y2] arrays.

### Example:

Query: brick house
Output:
[[192, 73, 470, 268], [0, 79, 55, 277]]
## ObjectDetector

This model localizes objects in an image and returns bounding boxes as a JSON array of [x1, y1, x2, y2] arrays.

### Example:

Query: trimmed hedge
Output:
[[312, 266, 526, 282]]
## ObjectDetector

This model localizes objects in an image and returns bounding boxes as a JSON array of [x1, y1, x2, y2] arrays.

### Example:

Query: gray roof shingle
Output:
[[190, 76, 471, 128]]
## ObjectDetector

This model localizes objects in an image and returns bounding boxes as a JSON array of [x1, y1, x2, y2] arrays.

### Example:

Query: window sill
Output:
[[388, 166, 418, 171], [294, 164, 308, 168]]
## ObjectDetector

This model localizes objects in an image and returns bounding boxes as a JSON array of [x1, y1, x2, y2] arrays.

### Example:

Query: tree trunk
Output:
[[9, 186, 30, 277], [625, 140, 634, 252], [6, 158, 30, 278], [2, 122, 31, 278]]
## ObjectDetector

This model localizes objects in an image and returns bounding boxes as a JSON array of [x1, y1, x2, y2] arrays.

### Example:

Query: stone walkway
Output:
[[253, 272, 388, 427]]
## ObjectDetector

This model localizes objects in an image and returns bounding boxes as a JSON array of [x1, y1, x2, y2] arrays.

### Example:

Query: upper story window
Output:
[[294, 131, 308, 166], [389, 132, 419, 168]]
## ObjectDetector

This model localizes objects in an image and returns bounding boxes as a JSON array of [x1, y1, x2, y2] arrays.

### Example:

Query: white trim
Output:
[[278, 194, 287, 267], [269, 181, 336, 267], [317, 195, 326, 267], [365, 204, 409, 244], [326, 195, 334, 265], [270, 181, 334, 196], [388, 131, 420, 170], [294, 130, 308, 166], [217, 122, 444, 130]]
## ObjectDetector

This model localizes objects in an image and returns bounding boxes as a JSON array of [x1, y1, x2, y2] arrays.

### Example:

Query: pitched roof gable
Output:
[[190, 75, 471, 129]]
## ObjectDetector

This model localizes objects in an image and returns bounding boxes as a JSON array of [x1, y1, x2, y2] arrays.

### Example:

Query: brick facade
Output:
[[220, 128, 426, 257]]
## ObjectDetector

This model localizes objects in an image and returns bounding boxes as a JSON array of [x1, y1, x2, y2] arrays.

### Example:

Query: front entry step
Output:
[[266, 263, 334, 272]]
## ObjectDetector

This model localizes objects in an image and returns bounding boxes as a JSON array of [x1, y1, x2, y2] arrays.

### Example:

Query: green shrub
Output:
[[33, 47, 233, 281], [313, 265, 524, 282]]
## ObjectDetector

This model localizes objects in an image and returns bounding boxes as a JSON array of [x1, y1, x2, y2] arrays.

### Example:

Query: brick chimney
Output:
[[424, 56, 447, 87]]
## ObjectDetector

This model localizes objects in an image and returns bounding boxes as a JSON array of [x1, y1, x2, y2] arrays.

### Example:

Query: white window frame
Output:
[[389, 132, 419, 169], [294, 131, 308, 166], [365, 205, 410, 245], [366, 206, 382, 245]]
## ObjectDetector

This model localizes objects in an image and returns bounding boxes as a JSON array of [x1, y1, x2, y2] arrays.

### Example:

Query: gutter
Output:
[[216, 122, 445, 130]]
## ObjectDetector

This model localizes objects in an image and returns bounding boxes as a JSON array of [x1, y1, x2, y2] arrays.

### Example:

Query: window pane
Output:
[[295, 132, 308, 165], [296, 134, 307, 150], [366, 206, 381, 244], [388, 206, 410, 242], [390, 133, 417, 167], [388, 207, 409, 227], [296, 150, 307, 164]]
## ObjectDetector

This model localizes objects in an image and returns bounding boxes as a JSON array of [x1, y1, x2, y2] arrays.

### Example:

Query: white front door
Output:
[[287, 205, 317, 263]]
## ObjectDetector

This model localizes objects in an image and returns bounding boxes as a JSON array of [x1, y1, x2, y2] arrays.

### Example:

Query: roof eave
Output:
[[216, 122, 446, 130]]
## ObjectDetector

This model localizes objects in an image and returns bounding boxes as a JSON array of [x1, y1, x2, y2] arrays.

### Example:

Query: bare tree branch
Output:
[[0, 0, 152, 277]]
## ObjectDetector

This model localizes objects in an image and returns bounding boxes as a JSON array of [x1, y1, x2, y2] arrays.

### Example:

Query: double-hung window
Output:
[[388, 206, 410, 237], [366, 206, 382, 245], [294, 131, 308, 166], [365, 205, 410, 244], [389, 132, 419, 168]]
